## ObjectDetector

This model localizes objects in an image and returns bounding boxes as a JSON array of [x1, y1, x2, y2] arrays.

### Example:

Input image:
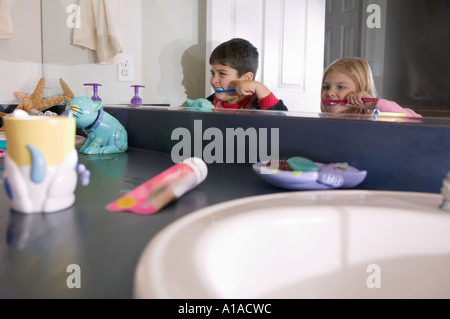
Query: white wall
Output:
[[0, 0, 42, 104], [42, 0, 206, 106], [41, 0, 145, 104], [141, 0, 206, 106], [1, 0, 206, 107]]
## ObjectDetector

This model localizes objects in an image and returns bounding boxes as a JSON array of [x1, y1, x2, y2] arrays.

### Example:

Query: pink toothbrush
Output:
[[322, 98, 378, 105]]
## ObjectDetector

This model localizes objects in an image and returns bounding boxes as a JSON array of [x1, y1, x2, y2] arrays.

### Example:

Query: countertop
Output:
[[0, 147, 286, 299]]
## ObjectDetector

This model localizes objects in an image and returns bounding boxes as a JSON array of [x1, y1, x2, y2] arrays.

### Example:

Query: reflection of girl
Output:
[[321, 57, 422, 117]]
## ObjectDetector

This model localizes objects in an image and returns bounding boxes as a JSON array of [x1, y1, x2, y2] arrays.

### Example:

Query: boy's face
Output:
[[321, 70, 358, 113], [210, 63, 250, 105]]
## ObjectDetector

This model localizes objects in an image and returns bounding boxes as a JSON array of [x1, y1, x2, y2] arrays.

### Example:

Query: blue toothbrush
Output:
[[215, 89, 236, 93]]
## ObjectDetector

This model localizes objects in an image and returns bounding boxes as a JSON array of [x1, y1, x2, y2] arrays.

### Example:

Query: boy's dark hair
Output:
[[209, 38, 259, 77]]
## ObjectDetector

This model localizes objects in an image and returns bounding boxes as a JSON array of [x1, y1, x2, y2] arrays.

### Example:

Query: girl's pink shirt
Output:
[[376, 99, 422, 117]]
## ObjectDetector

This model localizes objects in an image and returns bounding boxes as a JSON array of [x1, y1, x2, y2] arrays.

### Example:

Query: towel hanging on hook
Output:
[[0, 0, 14, 39], [72, 0, 125, 64]]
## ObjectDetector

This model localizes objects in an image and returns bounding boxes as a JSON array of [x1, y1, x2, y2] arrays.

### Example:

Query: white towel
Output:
[[73, 0, 124, 64], [0, 0, 13, 40]]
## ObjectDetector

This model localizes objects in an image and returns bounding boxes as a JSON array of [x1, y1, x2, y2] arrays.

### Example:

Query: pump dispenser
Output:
[[131, 85, 145, 106], [84, 83, 102, 102]]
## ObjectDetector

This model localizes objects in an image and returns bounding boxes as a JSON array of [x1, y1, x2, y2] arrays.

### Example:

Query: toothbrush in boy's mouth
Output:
[[215, 89, 237, 93], [322, 98, 378, 106]]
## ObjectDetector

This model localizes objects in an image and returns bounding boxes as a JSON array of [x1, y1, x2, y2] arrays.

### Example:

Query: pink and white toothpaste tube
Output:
[[105, 157, 207, 214]]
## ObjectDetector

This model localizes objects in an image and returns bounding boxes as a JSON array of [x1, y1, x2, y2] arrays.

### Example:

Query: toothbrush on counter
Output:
[[215, 89, 237, 93], [322, 98, 378, 106]]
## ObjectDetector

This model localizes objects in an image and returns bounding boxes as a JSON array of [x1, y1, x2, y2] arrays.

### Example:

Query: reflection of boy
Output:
[[207, 38, 288, 111]]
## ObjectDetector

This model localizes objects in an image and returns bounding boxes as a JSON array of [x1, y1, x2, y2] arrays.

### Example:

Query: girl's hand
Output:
[[345, 91, 375, 106]]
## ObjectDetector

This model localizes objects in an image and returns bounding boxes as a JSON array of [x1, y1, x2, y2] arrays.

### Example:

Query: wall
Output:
[[141, 0, 207, 106], [41, 0, 205, 106], [0, 0, 42, 104], [1, 0, 206, 107]]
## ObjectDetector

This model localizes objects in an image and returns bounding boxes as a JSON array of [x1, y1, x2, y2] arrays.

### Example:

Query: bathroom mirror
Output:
[[39, 0, 449, 119]]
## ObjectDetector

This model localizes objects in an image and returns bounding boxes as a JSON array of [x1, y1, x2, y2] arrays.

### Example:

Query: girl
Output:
[[321, 57, 421, 117]]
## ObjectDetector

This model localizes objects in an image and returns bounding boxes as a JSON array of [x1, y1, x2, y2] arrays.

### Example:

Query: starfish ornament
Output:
[[59, 78, 75, 104], [13, 77, 64, 113]]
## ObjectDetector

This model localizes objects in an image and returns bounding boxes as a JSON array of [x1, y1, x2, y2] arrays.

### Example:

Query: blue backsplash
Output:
[[105, 107, 450, 194]]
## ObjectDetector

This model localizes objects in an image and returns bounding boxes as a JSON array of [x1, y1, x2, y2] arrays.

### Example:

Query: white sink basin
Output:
[[134, 190, 450, 299]]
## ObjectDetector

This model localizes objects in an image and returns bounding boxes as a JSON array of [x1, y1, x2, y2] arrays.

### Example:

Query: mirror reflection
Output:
[[3, 0, 449, 120]]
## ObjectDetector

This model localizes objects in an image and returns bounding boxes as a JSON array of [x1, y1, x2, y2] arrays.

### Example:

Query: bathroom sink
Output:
[[134, 190, 450, 299]]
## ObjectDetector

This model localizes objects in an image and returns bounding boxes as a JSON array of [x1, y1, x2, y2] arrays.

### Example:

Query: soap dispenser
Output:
[[131, 85, 145, 106], [84, 83, 102, 102]]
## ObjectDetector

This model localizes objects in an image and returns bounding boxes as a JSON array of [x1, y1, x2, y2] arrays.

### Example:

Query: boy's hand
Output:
[[233, 80, 271, 100], [345, 91, 375, 106]]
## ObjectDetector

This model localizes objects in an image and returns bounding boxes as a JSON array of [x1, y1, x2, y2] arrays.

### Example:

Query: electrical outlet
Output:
[[118, 54, 134, 82]]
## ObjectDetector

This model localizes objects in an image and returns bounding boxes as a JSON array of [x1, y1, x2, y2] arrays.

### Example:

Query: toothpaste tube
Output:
[[106, 157, 208, 214], [0, 132, 6, 158]]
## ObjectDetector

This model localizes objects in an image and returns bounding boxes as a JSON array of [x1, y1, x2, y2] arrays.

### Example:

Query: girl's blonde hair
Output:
[[321, 57, 378, 114]]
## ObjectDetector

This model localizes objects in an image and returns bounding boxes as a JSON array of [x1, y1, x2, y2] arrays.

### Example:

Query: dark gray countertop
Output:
[[0, 147, 285, 299]]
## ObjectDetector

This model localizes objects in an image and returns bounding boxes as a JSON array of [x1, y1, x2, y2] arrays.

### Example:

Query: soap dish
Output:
[[252, 161, 367, 190]]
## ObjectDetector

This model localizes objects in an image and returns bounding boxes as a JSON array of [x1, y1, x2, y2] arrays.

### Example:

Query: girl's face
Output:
[[210, 63, 246, 105], [321, 70, 358, 113]]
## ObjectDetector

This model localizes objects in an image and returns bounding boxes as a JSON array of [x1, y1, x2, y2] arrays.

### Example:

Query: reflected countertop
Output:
[[0, 148, 285, 299]]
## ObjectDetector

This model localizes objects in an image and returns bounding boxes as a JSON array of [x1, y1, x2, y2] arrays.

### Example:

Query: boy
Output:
[[207, 38, 288, 111]]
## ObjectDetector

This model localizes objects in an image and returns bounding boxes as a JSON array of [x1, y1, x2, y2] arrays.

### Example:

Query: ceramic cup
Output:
[[3, 112, 78, 213]]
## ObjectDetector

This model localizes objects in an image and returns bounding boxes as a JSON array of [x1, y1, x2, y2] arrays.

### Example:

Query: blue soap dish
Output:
[[253, 161, 367, 190]]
